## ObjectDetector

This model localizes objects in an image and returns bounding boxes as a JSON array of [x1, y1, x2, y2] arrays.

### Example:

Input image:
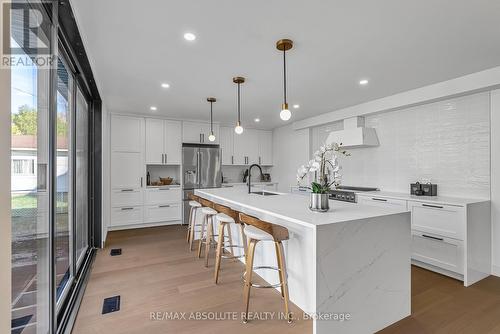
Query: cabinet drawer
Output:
[[411, 230, 464, 274], [111, 206, 143, 227], [145, 187, 181, 205], [144, 203, 182, 223], [357, 196, 407, 210], [111, 189, 142, 207], [409, 202, 465, 240]]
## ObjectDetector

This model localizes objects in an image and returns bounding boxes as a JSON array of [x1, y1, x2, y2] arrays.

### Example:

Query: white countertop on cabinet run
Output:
[[196, 187, 408, 228], [357, 190, 489, 206]]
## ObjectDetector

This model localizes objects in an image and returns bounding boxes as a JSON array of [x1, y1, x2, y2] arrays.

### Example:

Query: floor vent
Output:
[[110, 248, 122, 256], [102, 296, 121, 314]]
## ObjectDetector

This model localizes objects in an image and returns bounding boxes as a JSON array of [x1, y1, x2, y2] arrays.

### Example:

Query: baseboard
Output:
[[491, 264, 500, 277]]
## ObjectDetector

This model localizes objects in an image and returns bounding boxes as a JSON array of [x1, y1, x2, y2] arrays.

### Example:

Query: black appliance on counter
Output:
[[329, 186, 379, 203], [410, 182, 437, 196]]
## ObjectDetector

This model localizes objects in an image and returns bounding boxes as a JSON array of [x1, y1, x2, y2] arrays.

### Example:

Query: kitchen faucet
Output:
[[247, 164, 263, 193]]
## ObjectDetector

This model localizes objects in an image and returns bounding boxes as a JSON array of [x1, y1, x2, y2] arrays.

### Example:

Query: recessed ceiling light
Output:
[[359, 79, 369, 85], [254, 118, 260, 122], [150, 106, 157, 111], [293, 104, 300, 109], [183, 32, 196, 41], [161, 83, 170, 88]]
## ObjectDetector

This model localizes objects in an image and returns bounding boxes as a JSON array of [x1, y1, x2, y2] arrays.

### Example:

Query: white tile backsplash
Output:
[[312, 92, 491, 199], [221, 165, 273, 183]]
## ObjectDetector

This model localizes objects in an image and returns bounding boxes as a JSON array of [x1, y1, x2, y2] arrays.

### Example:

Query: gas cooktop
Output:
[[329, 186, 379, 203]]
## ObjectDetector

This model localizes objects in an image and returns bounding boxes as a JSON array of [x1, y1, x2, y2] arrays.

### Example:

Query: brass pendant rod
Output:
[[283, 49, 287, 104]]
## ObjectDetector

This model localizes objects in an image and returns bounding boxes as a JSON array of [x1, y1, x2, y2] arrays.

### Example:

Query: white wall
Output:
[[272, 124, 310, 193], [491, 90, 500, 275], [312, 93, 491, 198], [0, 54, 12, 333]]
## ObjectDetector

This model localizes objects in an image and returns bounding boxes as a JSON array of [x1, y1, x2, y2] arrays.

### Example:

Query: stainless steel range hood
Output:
[[325, 116, 379, 148]]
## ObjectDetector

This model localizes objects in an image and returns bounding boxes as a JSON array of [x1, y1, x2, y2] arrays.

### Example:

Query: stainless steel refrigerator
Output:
[[182, 144, 222, 224]]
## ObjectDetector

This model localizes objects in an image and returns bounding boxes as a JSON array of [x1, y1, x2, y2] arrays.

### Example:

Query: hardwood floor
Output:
[[72, 225, 311, 334], [73, 225, 500, 334]]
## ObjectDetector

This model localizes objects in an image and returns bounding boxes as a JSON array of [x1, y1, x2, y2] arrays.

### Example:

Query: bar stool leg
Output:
[[276, 241, 291, 323], [226, 223, 234, 257], [197, 215, 207, 258], [186, 207, 193, 243], [274, 242, 285, 299], [214, 222, 226, 284], [240, 223, 248, 256], [204, 216, 214, 267], [243, 239, 258, 323], [189, 209, 197, 251]]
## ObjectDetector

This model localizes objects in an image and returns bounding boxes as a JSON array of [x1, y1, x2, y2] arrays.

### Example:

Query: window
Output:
[[12, 158, 35, 175]]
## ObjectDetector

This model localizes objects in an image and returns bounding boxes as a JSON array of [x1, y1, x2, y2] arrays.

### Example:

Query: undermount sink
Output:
[[250, 191, 280, 196]]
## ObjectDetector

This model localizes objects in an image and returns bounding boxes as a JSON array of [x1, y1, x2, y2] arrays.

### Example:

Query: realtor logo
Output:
[[1, 0, 54, 68]]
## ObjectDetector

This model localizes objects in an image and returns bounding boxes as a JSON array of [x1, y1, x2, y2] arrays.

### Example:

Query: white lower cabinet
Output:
[[144, 187, 181, 205], [409, 202, 464, 240], [111, 206, 144, 227], [111, 189, 143, 207], [411, 230, 464, 274], [144, 203, 182, 224], [357, 195, 407, 210]]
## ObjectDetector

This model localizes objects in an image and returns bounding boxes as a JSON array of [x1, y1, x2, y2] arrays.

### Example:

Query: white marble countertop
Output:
[[357, 190, 489, 206], [196, 187, 408, 228]]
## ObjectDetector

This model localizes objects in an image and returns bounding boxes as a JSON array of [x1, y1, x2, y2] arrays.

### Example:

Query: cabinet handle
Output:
[[141, 177, 143, 187], [231, 156, 234, 164], [159, 204, 171, 208], [372, 198, 388, 202], [159, 188, 171, 191], [422, 204, 443, 209], [259, 156, 261, 164], [161, 154, 164, 164], [121, 207, 134, 211], [422, 234, 444, 241], [200, 133, 202, 143], [121, 189, 134, 192]]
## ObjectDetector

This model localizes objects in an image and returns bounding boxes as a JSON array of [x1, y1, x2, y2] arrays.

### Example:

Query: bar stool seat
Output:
[[189, 200, 201, 208], [201, 207, 217, 215], [243, 225, 273, 241]]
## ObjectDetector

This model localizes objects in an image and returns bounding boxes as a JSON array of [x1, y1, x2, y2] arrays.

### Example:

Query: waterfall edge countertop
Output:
[[196, 187, 409, 228], [195, 187, 412, 334]]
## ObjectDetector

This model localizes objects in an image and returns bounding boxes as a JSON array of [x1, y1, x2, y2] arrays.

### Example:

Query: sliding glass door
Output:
[[9, 2, 94, 333], [10, 4, 52, 333]]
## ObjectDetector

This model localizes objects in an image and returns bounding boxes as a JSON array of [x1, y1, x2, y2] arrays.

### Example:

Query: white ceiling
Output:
[[71, 0, 500, 130]]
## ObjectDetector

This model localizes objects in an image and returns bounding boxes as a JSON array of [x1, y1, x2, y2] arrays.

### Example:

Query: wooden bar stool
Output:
[[212, 203, 247, 284], [186, 193, 202, 251], [239, 213, 291, 324], [197, 198, 222, 267]]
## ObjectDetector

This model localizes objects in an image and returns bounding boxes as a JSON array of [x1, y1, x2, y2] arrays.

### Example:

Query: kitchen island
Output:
[[195, 188, 412, 334]]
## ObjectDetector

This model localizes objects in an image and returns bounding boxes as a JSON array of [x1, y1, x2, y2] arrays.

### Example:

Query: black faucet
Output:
[[248, 164, 263, 193]]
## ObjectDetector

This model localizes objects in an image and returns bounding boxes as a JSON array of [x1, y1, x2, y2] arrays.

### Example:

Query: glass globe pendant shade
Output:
[[280, 103, 291, 121], [208, 132, 216, 142], [235, 121, 244, 134]]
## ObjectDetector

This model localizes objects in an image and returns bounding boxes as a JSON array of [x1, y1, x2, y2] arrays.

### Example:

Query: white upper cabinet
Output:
[[182, 121, 219, 144], [111, 115, 145, 189], [220, 127, 272, 165], [219, 126, 234, 165], [164, 120, 182, 164], [111, 115, 144, 152], [145, 118, 182, 164], [258, 130, 273, 165], [145, 118, 164, 164]]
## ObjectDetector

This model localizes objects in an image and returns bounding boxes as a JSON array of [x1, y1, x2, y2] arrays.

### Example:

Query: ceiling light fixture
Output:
[[359, 79, 369, 85], [293, 104, 300, 109], [233, 76, 245, 135], [254, 118, 260, 123], [183, 32, 196, 41], [207, 97, 216, 142], [276, 39, 293, 121], [161, 83, 170, 88], [150, 106, 157, 111]]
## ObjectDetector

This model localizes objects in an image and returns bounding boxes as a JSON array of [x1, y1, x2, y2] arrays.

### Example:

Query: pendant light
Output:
[[276, 39, 293, 121], [233, 76, 245, 134], [207, 97, 216, 142]]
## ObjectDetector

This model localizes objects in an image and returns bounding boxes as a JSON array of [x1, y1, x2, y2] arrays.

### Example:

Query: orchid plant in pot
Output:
[[297, 142, 350, 212]]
